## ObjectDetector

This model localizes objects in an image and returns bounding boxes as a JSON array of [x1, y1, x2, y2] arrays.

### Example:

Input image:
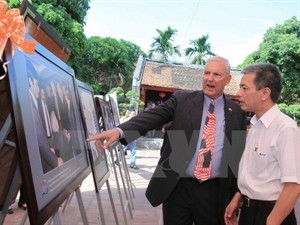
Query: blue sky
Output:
[[84, 0, 300, 67]]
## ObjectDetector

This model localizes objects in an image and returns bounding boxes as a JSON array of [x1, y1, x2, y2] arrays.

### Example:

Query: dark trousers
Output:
[[239, 205, 297, 225], [162, 178, 222, 225]]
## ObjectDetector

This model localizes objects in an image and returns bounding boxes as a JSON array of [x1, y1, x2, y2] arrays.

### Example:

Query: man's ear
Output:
[[261, 87, 271, 101]]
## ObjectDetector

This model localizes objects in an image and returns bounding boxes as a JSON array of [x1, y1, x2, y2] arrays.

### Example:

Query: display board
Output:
[[108, 95, 120, 127], [76, 79, 110, 191], [94, 97, 115, 131], [4, 36, 91, 225]]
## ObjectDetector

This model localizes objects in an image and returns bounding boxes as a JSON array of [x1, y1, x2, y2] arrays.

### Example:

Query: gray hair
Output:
[[206, 56, 231, 74]]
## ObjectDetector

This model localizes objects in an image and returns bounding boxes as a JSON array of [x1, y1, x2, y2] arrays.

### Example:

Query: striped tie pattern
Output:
[[194, 100, 216, 181]]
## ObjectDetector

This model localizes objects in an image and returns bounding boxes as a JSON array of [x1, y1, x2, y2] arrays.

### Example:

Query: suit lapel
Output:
[[190, 91, 204, 131], [224, 98, 235, 140], [184, 91, 204, 151]]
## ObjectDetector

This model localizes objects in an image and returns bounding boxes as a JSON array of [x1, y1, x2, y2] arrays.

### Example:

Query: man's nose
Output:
[[236, 88, 242, 97]]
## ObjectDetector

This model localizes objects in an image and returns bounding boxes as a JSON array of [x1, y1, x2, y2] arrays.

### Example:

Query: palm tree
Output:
[[148, 26, 181, 61], [184, 34, 215, 65]]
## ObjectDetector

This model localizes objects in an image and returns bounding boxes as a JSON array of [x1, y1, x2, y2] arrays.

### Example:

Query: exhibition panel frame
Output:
[[5, 37, 91, 225], [76, 79, 110, 192]]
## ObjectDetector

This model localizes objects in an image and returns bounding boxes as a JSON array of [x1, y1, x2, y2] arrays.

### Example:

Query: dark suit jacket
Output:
[[30, 94, 58, 173], [119, 90, 247, 222]]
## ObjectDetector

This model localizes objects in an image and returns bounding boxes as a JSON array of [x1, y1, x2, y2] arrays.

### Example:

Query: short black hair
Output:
[[242, 63, 282, 103]]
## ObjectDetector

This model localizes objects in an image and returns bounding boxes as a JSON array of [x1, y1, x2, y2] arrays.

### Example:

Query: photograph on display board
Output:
[[4, 37, 91, 225], [94, 97, 115, 131], [108, 95, 121, 127], [76, 79, 110, 191]]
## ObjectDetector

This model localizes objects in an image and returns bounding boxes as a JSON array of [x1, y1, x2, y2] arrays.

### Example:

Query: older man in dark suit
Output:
[[88, 56, 247, 225]]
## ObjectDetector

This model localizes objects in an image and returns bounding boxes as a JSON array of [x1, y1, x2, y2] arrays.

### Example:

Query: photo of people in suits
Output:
[[27, 60, 60, 174], [27, 60, 81, 173]]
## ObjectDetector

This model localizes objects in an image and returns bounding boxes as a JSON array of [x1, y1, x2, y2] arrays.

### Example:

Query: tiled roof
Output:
[[140, 60, 242, 96]]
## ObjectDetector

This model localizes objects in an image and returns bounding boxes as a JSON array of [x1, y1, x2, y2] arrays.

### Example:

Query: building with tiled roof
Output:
[[132, 56, 242, 109]]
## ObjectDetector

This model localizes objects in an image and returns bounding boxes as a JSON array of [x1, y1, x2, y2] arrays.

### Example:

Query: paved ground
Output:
[[3, 147, 300, 225], [4, 149, 163, 225]]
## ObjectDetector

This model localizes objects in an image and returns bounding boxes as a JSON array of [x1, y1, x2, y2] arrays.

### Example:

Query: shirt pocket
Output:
[[249, 148, 269, 179]]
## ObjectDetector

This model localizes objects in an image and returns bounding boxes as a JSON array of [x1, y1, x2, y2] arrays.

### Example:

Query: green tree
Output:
[[32, 0, 89, 25], [7, 0, 89, 70], [33, 1, 88, 70], [279, 103, 300, 125], [148, 26, 181, 61], [108, 87, 144, 115], [76, 36, 143, 94], [184, 34, 215, 65], [240, 17, 300, 104], [6, 0, 20, 8]]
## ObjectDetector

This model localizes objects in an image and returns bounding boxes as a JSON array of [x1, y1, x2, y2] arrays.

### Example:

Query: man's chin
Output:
[[203, 89, 217, 98], [239, 103, 248, 111]]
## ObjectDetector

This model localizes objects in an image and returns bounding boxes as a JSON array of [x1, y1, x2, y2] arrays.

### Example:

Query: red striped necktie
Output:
[[194, 100, 216, 181]]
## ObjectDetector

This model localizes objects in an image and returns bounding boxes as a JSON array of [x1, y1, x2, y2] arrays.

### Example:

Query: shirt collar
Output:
[[204, 94, 224, 106], [251, 104, 279, 128]]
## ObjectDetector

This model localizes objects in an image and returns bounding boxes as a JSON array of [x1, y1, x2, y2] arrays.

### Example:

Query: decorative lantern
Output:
[[158, 91, 166, 99]]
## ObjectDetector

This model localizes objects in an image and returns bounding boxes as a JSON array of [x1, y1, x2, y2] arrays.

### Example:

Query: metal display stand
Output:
[[59, 186, 89, 225], [117, 143, 136, 200], [61, 191, 74, 213], [104, 179, 119, 225], [75, 187, 89, 225], [51, 210, 61, 225], [60, 180, 119, 225], [115, 143, 136, 210], [94, 179, 120, 225], [95, 189, 106, 225], [33, 210, 61, 225], [108, 142, 134, 225]]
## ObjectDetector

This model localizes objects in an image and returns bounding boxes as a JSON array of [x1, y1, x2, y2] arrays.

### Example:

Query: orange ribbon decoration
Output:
[[0, 0, 36, 56]]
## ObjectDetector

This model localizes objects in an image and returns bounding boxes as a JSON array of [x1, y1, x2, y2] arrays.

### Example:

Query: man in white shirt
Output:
[[224, 63, 300, 225]]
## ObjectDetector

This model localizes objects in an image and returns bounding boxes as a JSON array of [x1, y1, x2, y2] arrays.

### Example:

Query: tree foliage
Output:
[[31, 0, 89, 25], [6, 0, 20, 8], [148, 26, 181, 61], [76, 36, 144, 94], [7, 0, 144, 95], [184, 34, 215, 65], [108, 87, 144, 115], [279, 103, 300, 125], [7, 0, 89, 70], [239, 17, 300, 104], [33, 1, 88, 69]]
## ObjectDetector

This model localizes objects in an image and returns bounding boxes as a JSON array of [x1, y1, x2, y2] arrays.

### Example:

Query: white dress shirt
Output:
[[238, 104, 300, 200]]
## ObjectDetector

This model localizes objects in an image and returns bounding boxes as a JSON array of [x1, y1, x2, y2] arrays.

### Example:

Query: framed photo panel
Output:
[[4, 36, 91, 224], [108, 95, 120, 127], [76, 79, 110, 191], [94, 97, 115, 131]]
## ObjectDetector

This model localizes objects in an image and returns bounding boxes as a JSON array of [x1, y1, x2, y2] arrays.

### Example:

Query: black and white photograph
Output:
[[77, 80, 110, 190], [108, 94, 121, 127], [95, 97, 115, 131], [5, 36, 91, 225]]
